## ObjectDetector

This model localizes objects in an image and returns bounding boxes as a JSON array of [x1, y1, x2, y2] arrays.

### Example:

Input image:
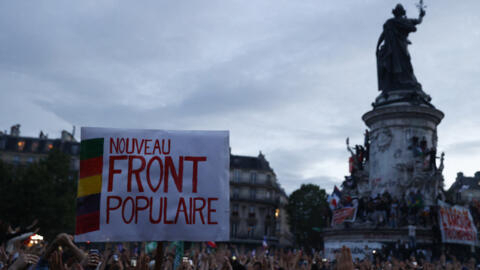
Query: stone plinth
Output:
[[323, 227, 434, 244], [362, 93, 444, 202], [323, 227, 435, 259]]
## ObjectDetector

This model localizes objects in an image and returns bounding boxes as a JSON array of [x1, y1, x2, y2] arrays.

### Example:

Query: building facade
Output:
[[448, 172, 480, 204], [0, 124, 79, 170], [229, 152, 293, 247]]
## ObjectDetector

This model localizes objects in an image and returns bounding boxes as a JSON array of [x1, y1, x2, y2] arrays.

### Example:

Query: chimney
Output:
[[61, 130, 75, 142], [10, 124, 20, 137]]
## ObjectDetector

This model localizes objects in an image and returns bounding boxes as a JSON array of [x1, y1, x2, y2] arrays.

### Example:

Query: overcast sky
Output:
[[1, 0, 479, 194]]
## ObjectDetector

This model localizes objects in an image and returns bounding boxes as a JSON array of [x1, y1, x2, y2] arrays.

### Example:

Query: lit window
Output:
[[275, 208, 280, 218], [48, 143, 53, 150], [17, 141, 25, 151]]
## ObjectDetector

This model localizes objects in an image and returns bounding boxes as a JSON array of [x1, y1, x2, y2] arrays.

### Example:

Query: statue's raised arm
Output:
[[411, 5, 426, 25]]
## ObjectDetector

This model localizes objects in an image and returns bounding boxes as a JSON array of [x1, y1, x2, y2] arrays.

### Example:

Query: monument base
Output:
[[322, 226, 436, 260], [373, 89, 432, 109]]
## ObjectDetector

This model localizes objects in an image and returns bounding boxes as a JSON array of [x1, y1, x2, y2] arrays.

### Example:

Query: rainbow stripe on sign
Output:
[[76, 138, 104, 235]]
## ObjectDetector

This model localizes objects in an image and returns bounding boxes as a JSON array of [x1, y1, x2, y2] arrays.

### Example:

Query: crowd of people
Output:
[[341, 190, 434, 228], [1, 219, 479, 270]]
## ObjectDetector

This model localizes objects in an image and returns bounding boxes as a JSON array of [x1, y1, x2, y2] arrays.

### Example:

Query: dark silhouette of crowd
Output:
[[2, 218, 480, 270]]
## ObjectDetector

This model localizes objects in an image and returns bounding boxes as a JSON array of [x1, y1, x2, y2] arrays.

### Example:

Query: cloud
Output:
[[1, 0, 480, 194]]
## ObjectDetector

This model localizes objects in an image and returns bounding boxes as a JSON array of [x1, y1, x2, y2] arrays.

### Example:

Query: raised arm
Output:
[[411, 8, 426, 25]]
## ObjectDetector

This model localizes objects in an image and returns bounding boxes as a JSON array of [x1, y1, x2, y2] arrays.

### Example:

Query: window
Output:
[[31, 142, 39, 152], [45, 143, 53, 151], [250, 172, 257, 184], [27, 157, 34, 163], [233, 170, 241, 182], [248, 206, 255, 217], [0, 138, 6, 150], [233, 188, 240, 199], [71, 145, 79, 155], [264, 224, 270, 236], [232, 204, 239, 216], [275, 208, 280, 219], [231, 222, 239, 237], [249, 189, 256, 200], [266, 191, 271, 199], [17, 141, 25, 151], [247, 225, 255, 238], [13, 156, 20, 165]]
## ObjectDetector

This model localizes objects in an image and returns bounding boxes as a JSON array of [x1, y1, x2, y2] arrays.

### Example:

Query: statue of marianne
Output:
[[376, 3, 426, 93]]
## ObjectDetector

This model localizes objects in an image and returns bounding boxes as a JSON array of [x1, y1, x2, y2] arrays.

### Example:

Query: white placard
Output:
[[75, 127, 229, 242]]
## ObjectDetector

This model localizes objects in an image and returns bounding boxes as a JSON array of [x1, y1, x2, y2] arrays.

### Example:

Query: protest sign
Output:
[[324, 241, 382, 260], [438, 201, 477, 245], [75, 127, 230, 242], [331, 206, 357, 226]]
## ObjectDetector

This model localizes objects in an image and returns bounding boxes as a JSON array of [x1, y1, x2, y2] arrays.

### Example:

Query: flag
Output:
[[206, 241, 217, 248], [327, 186, 342, 210]]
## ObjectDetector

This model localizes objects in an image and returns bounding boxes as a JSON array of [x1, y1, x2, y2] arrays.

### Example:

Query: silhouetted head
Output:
[[392, 4, 406, 17]]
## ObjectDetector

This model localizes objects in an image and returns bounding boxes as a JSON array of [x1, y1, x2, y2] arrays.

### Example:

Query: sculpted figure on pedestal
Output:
[[376, 3, 425, 92]]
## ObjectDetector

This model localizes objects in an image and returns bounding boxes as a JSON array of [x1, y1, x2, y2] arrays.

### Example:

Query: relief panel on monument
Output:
[[374, 128, 393, 153], [393, 149, 402, 159]]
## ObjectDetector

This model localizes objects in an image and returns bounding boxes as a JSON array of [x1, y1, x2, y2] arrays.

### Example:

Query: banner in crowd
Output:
[[331, 206, 357, 226], [438, 201, 478, 245], [75, 127, 230, 242], [324, 241, 382, 260]]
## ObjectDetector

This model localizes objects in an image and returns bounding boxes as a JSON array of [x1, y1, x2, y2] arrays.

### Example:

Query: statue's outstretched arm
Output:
[[412, 9, 426, 25]]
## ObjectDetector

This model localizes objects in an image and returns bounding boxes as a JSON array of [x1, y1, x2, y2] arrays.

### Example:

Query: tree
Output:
[[0, 150, 77, 240], [286, 183, 330, 249]]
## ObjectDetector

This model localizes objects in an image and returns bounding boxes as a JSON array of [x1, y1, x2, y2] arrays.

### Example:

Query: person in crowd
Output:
[[2, 219, 480, 270]]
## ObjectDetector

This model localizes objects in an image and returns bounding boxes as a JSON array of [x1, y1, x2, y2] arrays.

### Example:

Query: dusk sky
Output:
[[1, 0, 479, 194]]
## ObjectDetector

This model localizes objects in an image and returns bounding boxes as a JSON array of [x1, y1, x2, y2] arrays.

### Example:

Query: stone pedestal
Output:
[[323, 227, 435, 260], [362, 90, 444, 203]]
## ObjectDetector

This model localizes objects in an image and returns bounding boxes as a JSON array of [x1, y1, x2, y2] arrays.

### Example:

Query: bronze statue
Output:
[[376, 2, 426, 92]]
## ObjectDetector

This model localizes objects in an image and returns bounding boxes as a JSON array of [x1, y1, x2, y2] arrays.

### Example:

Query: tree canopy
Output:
[[286, 183, 330, 249], [0, 150, 77, 240]]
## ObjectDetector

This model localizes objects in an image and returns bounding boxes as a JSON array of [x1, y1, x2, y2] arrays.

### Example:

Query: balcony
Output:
[[230, 194, 281, 206], [230, 180, 278, 190]]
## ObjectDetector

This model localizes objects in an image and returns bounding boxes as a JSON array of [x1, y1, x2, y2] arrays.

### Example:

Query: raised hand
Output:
[[14, 252, 40, 269], [82, 252, 101, 269], [48, 250, 66, 270], [336, 246, 353, 270]]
